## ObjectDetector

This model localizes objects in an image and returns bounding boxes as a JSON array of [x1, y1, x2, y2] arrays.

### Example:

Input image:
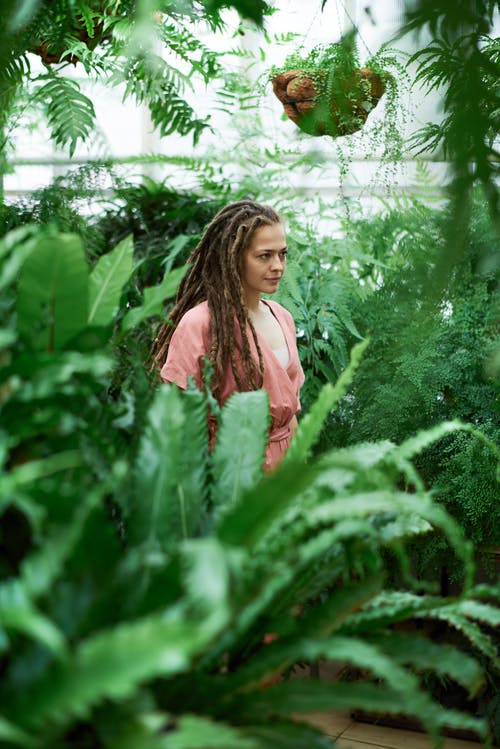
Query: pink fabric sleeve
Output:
[[159, 304, 210, 390]]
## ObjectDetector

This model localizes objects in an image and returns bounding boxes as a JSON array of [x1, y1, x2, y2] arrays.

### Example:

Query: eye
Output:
[[279, 251, 288, 259], [259, 253, 271, 260]]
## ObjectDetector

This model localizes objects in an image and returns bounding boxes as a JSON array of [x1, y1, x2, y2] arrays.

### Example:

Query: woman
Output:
[[151, 199, 304, 471]]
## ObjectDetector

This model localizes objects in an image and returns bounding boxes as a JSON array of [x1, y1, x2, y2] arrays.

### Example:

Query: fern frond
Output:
[[160, 714, 258, 749], [0, 579, 66, 655], [211, 390, 269, 513], [127, 385, 209, 553], [227, 680, 487, 740], [367, 633, 484, 696], [34, 74, 96, 157], [0, 716, 35, 749], [9, 606, 225, 731]]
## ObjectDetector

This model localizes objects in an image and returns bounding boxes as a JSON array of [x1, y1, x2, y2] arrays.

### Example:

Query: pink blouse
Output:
[[160, 299, 305, 471]]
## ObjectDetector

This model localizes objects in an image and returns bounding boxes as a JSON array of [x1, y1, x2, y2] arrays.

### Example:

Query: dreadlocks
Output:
[[150, 199, 282, 394]]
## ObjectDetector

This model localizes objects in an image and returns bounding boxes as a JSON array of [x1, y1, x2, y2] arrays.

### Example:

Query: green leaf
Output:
[[128, 386, 208, 552], [242, 720, 334, 749], [366, 633, 484, 696], [0, 451, 83, 503], [0, 716, 35, 748], [160, 714, 258, 749], [211, 391, 269, 512], [11, 607, 224, 730], [17, 231, 88, 351], [181, 538, 231, 633], [121, 264, 188, 331], [36, 75, 96, 157], [0, 579, 66, 655], [0, 226, 38, 293], [228, 681, 487, 740], [88, 235, 134, 326]]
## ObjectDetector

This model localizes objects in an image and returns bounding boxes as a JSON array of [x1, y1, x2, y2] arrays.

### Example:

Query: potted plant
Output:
[[270, 32, 402, 139]]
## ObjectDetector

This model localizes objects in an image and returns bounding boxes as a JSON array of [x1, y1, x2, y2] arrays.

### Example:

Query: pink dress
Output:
[[160, 299, 305, 471]]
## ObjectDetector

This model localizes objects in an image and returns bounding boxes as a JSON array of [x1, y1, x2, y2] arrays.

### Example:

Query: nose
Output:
[[270, 253, 284, 271]]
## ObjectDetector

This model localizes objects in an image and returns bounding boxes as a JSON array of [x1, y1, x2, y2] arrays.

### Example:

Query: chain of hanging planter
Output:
[[270, 0, 389, 139]]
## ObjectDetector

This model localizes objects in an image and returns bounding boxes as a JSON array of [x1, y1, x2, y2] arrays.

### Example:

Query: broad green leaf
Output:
[[129, 386, 207, 552], [160, 714, 257, 749], [211, 390, 269, 511], [121, 264, 188, 331], [88, 235, 134, 326], [17, 231, 88, 351]]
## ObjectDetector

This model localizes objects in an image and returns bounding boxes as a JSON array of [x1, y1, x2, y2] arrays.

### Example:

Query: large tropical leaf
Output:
[[121, 264, 188, 331], [88, 234, 134, 326], [17, 230, 88, 351]]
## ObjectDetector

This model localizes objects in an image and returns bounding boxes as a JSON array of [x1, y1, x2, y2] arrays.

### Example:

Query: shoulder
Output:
[[176, 301, 210, 331]]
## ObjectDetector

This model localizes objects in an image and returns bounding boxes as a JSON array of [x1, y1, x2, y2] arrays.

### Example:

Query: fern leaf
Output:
[[339, 591, 438, 632], [228, 681, 487, 740], [10, 607, 224, 730], [285, 338, 370, 464], [237, 719, 334, 749], [180, 538, 230, 632], [0, 579, 66, 655], [211, 391, 269, 512], [452, 600, 500, 628], [367, 633, 484, 696], [35, 75, 96, 157], [424, 611, 498, 663], [0, 716, 35, 748], [88, 234, 134, 326], [20, 490, 102, 599], [217, 459, 319, 548], [299, 576, 384, 639], [159, 714, 257, 749], [128, 386, 208, 552]]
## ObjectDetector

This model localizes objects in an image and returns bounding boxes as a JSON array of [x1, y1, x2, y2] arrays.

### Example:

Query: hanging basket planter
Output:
[[30, 25, 106, 65], [271, 66, 386, 138]]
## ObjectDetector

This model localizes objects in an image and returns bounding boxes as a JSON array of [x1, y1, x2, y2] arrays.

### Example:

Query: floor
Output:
[[299, 712, 496, 749]]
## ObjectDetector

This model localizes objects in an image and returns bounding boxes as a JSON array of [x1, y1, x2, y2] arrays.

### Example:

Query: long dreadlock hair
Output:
[[150, 199, 282, 394]]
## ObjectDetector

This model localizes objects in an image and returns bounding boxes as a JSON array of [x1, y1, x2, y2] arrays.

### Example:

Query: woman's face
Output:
[[241, 223, 287, 302]]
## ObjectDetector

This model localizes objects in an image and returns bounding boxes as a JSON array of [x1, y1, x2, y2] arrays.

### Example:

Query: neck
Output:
[[245, 291, 262, 314]]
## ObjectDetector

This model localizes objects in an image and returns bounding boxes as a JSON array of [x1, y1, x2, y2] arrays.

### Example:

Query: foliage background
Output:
[[0, 0, 499, 747]]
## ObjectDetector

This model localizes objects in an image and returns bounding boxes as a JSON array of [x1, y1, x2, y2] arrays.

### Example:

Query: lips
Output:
[[265, 277, 281, 282]]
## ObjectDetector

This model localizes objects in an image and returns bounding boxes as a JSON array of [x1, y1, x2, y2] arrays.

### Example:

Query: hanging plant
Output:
[[270, 33, 402, 140], [27, 0, 113, 65]]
